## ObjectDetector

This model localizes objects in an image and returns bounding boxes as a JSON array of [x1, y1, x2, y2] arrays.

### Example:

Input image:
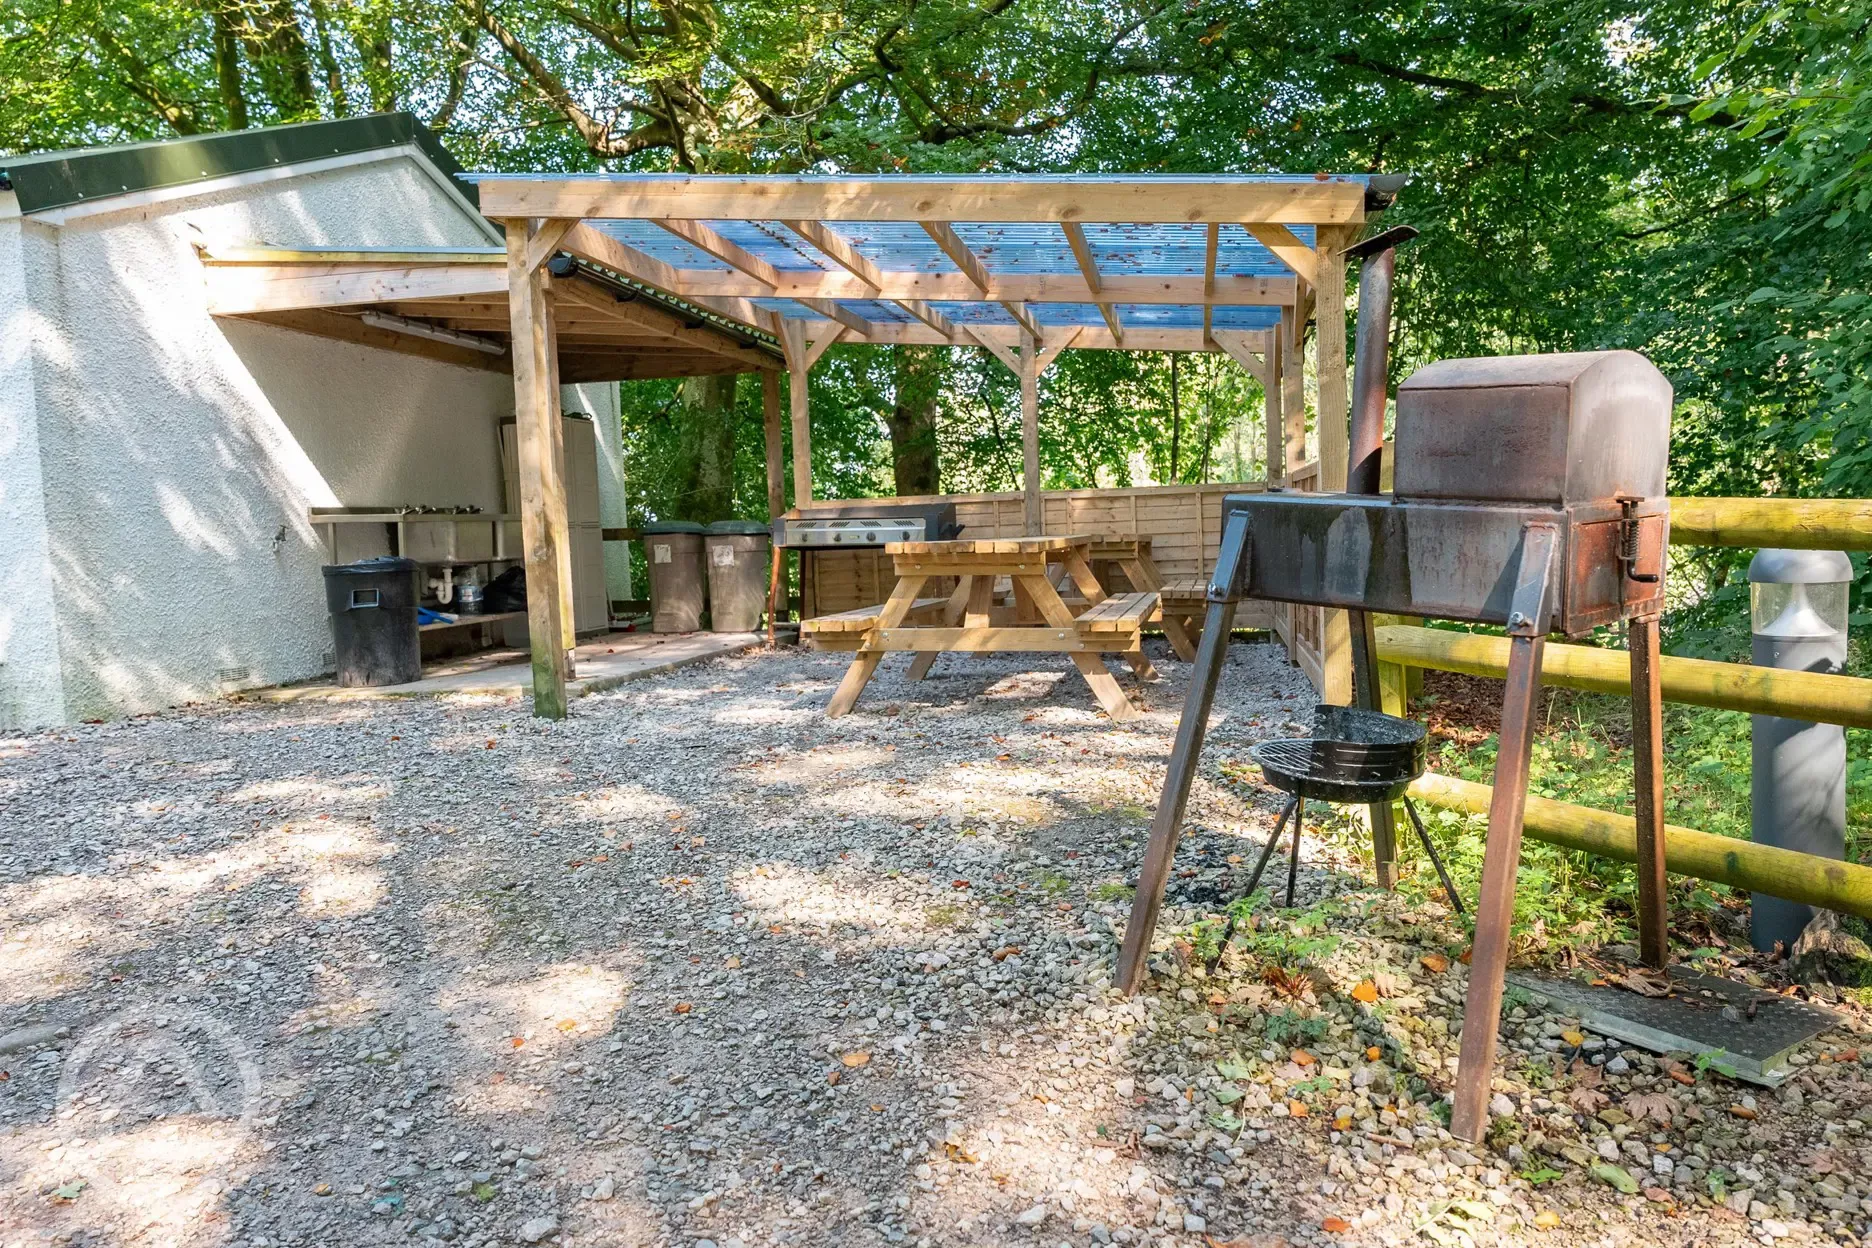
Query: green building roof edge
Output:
[[0, 112, 473, 215]]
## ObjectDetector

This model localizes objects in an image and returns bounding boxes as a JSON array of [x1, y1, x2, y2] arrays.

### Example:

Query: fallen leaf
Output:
[[1668, 1069, 1695, 1086], [489, 1072, 506, 1084], [1728, 1104, 1757, 1120], [314, 1183, 332, 1196], [556, 1019, 577, 1032], [1567, 1086, 1609, 1113], [1291, 1049, 1317, 1067], [510, 1037, 524, 1048], [1365, 1046, 1382, 1062], [1322, 1216, 1350, 1233], [1839, 1048, 1860, 1062], [673, 1002, 693, 1014], [1560, 1030, 1585, 1046], [1350, 980, 1379, 1004], [842, 1051, 872, 1068], [870, 1103, 885, 1112], [825, 1070, 840, 1085], [1628, 1091, 1675, 1125], [1533, 1210, 1561, 1229], [1643, 1186, 1673, 1204], [52, 1181, 85, 1202], [1419, 953, 1449, 974], [1287, 1100, 1309, 1117], [943, 1142, 980, 1163]]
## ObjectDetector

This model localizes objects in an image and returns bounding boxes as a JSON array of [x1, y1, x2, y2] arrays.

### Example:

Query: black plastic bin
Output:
[[322, 557, 423, 687]]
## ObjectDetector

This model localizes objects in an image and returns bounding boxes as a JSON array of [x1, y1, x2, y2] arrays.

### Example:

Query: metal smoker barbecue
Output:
[[1117, 347, 1674, 1144]]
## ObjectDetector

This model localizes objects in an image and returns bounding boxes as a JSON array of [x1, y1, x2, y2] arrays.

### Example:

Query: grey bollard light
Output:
[[1748, 547, 1853, 952]]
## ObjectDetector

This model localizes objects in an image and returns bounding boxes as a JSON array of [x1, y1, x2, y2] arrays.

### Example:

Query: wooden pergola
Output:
[[474, 173, 1399, 716]]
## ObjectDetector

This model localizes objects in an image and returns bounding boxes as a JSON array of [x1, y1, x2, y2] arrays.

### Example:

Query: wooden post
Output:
[[503, 218, 573, 719], [778, 320, 813, 506], [1312, 236, 1352, 704], [762, 369, 785, 518], [1281, 303, 1307, 478], [1020, 328, 1042, 534], [1263, 332, 1283, 484], [542, 283, 576, 659], [1630, 614, 1670, 967], [763, 368, 787, 639], [1314, 229, 1349, 490]]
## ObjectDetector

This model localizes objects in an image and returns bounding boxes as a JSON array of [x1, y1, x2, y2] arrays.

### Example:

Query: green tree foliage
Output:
[[3, 0, 1862, 623]]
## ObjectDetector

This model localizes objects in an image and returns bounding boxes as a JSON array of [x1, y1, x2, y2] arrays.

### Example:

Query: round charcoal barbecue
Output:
[[1239, 706, 1463, 912]]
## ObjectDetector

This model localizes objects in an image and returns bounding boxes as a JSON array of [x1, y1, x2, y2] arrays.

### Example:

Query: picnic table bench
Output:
[[801, 534, 1159, 721]]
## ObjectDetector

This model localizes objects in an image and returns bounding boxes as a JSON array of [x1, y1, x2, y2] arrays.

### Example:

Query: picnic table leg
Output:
[[1122, 554, 1196, 660], [1161, 613, 1199, 663], [908, 577, 971, 682], [825, 575, 927, 718], [967, 576, 996, 659], [1122, 639, 1158, 682], [1062, 552, 1108, 606], [1019, 574, 1137, 722]]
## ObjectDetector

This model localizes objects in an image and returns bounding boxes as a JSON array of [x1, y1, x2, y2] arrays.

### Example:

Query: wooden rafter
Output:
[[652, 218, 781, 288], [477, 176, 1371, 227], [1062, 222, 1123, 346], [558, 222, 779, 333], [896, 299, 956, 339], [781, 220, 886, 288], [1002, 300, 1043, 342], [1202, 223, 1219, 344], [797, 298, 876, 336], [919, 221, 992, 293], [783, 218, 954, 343]]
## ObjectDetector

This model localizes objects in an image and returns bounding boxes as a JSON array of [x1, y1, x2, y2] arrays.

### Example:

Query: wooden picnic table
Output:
[[1075, 534, 1201, 663], [802, 534, 1160, 721]]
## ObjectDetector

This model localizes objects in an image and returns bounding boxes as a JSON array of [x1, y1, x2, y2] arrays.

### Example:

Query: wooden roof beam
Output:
[[558, 222, 780, 335], [660, 267, 1294, 307], [476, 176, 1372, 226]]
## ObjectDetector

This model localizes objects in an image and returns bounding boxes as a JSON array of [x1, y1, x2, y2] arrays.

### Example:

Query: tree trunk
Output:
[[208, 1, 249, 130], [669, 373, 740, 522], [887, 345, 943, 496]]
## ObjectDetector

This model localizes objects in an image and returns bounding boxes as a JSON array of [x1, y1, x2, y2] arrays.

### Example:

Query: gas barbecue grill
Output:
[[1118, 344, 1675, 1145], [773, 501, 959, 548]]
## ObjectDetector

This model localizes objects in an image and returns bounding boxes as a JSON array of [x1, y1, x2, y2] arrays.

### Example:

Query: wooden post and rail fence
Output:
[[1322, 494, 1872, 919]]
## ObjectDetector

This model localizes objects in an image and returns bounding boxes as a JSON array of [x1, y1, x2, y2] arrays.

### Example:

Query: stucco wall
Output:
[[0, 202, 70, 728], [11, 152, 516, 726]]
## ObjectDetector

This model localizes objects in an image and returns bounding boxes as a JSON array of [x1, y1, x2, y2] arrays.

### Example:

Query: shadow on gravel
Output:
[[0, 641, 1381, 1247]]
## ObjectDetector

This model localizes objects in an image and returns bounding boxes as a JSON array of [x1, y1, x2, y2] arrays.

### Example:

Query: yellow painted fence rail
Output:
[[1365, 492, 1870, 916], [1408, 773, 1872, 922], [1374, 625, 1872, 729]]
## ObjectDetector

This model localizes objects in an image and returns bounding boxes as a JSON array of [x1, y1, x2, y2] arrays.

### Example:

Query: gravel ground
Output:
[[2, 639, 1868, 1248]]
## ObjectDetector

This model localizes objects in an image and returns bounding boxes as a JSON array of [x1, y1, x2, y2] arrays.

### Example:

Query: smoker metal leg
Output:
[[1450, 633, 1546, 1144], [1347, 607, 1401, 889], [1116, 596, 1240, 994], [1241, 796, 1299, 898], [1286, 797, 1305, 908], [1630, 614, 1669, 968], [1402, 797, 1465, 916], [1206, 796, 1298, 974]]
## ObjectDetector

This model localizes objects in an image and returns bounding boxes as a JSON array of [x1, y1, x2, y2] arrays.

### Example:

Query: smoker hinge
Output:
[[1617, 497, 1660, 585]]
